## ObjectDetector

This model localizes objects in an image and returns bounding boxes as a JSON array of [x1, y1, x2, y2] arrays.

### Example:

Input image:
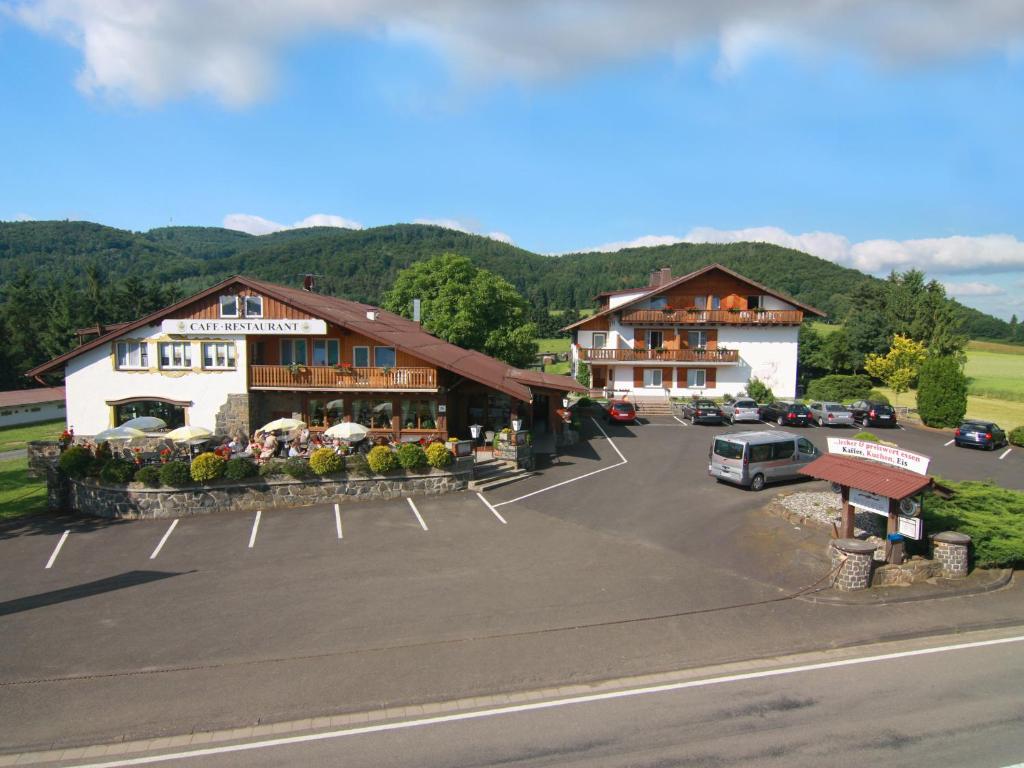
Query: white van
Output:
[[708, 430, 820, 491]]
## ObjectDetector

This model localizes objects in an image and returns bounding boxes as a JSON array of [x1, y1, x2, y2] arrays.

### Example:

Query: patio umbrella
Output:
[[165, 425, 213, 443], [120, 416, 167, 431], [94, 426, 146, 442], [260, 417, 306, 433], [323, 422, 369, 442]]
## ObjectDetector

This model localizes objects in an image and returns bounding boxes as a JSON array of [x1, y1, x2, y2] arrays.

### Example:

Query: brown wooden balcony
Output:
[[578, 348, 739, 364], [618, 309, 804, 325], [249, 365, 438, 390]]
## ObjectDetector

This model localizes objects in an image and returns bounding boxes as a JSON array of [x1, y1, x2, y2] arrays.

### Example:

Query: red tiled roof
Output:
[[798, 454, 931, 499], [0, 386, 65, 408]]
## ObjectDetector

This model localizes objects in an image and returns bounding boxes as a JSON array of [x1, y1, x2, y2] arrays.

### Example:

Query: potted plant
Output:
[[287, 362, 305, 376], [336, 361, 353, 375]]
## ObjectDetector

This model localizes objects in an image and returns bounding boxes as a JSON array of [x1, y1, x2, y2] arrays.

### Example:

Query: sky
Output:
[[1, 1, 1023, 319]]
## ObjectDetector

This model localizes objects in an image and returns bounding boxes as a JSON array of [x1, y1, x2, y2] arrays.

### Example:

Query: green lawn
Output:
[[875, 386, 1024, 429], [0, 419, 65, 452], [0, 456, 48, 520], [964, 347, 1024, 403], [536, 337, 570, 355]]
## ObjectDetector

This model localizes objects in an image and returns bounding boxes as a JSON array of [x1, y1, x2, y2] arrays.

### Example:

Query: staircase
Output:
[[631, 397, 674, 417], [467, 457, 534, 492]]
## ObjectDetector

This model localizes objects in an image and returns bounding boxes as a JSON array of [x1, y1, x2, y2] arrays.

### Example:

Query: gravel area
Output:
[[776, 490, 887, 537]]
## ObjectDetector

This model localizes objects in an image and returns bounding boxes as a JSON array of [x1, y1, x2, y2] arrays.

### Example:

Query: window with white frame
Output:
[[688, 330, 708, 349], [280, 339, 307, 365], [243, 295, 263, 317], [312, 339, 340, 366], [159, 341, 192, 369], [374, 346, 397, 368], [687, 368, 706, 388], [115, 341, 149, 369], [353, 346, 369, 368], [643, 369, 663, 387], [592, 332, 607, 349], [219, 295, 239, 318], [202, 342, 236, 369]]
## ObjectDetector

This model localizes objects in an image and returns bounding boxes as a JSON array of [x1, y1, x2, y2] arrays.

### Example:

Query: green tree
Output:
[[814, 327, 855, 374], [864, 335, 928, 402], [382, 253, 538, 368], [916, 356, 968, 428]]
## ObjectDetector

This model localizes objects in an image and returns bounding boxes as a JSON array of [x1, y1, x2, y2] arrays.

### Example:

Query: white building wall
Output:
[[65, 324, 248, 435], [0, 401, 66, 428], [607, 291, 648, 309]]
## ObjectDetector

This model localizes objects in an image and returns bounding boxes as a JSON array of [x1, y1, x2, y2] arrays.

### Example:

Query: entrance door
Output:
[[532, 394, 550, 433], [592, 366, 606, 389]]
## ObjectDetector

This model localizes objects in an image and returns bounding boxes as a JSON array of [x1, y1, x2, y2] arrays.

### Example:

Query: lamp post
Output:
[[469, 423, 482, 460], [511, 418, 522, 432]]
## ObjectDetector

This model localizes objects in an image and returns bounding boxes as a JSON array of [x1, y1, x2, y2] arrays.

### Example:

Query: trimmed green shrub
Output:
[[223, 457, 258, 480], [396, 442, 428, 471], [309, 447, 344, 475], [745, 377, 774, 403], [575, 396, 594, 408], [58, 445, 94, 479], [159, 460, 193, 486], [259, 460, 285, 477], [367, 445, 399, 473], [345, 452, 371, 476], [867, 389, 891, 405], [576, 360, 591, 388], [923, 480, 1024, 568], [853, 431, 880, 443], [805, 374, 873, 403], [100, 459, 136, 484], [190, 452, 226, 483], [1009, 426, 1024, 447], [917, 356, 967, 428], [134, 465, 162, 487], [425, 441, 452, 469], [283, 457, 312, 478]]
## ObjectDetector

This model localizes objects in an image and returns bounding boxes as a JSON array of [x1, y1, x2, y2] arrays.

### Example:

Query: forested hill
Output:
[[0, 220, 1016, 386]]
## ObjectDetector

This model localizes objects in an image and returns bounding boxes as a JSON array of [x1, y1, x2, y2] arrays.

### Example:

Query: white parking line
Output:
[[944, 439, 955, 447], [149, 519, 178, 560], [407, 498, 428, 531], [999, 448, 1012, 460], [476, 492, 507, 524], [334, 503, 343, 539], [761, 420, 777, 429], [44, 530, 69, 569], [248, 510, 262, 549], [672, 416, 688, 426]]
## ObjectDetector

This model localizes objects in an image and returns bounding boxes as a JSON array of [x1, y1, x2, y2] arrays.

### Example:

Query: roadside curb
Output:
[[798, 568, 1013, 605]]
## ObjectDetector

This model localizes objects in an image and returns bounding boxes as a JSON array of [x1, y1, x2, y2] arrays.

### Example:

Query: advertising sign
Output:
[[162, 319, 327, 335], [898, 515, 923, 540], [849, 487, 890, 517], [827, 438, 930, 476]]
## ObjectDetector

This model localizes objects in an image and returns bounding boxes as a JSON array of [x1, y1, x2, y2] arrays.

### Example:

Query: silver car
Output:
[[720, 398, 761, 424], [807, 401, 855, 427], [708, 431, 820, 491]]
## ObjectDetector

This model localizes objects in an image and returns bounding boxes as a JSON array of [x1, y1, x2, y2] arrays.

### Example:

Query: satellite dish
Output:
[[899, 497, 921, 517], [830, 482, 843, 494]]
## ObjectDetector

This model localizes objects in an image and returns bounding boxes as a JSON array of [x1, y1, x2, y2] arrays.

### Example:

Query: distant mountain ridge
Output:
[[0, 219, 1015, 341]]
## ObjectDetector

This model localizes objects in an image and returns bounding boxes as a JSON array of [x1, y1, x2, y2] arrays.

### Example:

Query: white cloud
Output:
[[942, 281, 1006, 297], [223, 212, 362, 235], [13, 212, 35, 221], [9, 1, 1024, 105], [587, 234, 685, 253], [414, 217, 514, 245]]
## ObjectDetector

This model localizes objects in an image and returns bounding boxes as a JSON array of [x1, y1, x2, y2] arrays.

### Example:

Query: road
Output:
[[46, 628, 1024, 767]]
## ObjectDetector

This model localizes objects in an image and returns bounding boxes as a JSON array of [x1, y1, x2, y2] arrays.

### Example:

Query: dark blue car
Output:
[[954, 420, 1007, 451]]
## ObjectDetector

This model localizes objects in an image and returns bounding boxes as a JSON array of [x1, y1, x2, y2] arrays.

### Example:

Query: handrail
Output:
[[249, 365, 437, 389], [578, 349, 739, 363], [619, 309, 803, 325]]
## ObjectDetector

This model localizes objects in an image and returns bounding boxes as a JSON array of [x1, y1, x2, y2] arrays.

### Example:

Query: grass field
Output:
[[0, 419, 61, 520], [536, 338, 571, 375], [964, 341, 1024, 403], [876, 386, 1024, 429], [0, 418, 65, 452]]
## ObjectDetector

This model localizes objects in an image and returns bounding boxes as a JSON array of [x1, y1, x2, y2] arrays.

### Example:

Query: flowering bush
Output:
[[396, 442, 428, 471], [425, 442, 452, 469], [309, 447, 344, 475], [190, 452, 226, 482], [367, 445, 399, 473]]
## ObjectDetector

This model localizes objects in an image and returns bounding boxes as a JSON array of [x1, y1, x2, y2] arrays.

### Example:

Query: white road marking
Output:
[[334, 503, 343, 539], [407, 498, 428, 531], [68, 633, 1024, 768], [149, 520, 178, 560], [944, 439, 955, 447], [476, 492, 507, 524], [493, 418, 627, 508], [999, 448, 1012, 460], [672, 416, 688, 426], [44, 530, 70, 569], [761, 420, 777, 429], [248, 510, 261, 549]]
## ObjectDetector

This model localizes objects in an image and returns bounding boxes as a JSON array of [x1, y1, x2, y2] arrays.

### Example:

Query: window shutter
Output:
[[662, 367, 672, 386], [635, 330, 646, 349], [633, 367, 644, 387], [707, 367, 717, 388], [707, 330, 718, 350]]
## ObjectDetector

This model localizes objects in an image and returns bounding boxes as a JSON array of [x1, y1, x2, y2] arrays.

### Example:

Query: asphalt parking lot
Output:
[[2, 415, 1023, 754]]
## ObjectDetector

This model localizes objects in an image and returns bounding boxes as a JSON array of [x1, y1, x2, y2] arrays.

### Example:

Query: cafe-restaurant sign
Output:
[[162, 319, 327, 335], [827, 438, 930, 476]]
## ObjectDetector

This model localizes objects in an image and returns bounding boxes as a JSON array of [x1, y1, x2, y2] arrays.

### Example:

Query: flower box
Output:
[[450, 439, 474, 458]]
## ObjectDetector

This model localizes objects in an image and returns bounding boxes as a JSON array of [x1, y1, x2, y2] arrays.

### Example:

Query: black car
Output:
[[681, 399, 726, 424], [954, 420, 1007, 450], [847, 400, 898, 428], [759, 401, 812, 426]]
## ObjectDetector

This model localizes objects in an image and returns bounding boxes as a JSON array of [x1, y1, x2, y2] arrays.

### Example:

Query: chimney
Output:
[[302, 274, 316, 292], [413, 298, 421, 323], [649, 269, 661, 287], [366, 310, 378, 321], [660, 267, 672, 284]]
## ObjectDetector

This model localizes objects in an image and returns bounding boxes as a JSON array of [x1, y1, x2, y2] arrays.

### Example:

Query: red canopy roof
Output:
[[798, 454, 931, 500]]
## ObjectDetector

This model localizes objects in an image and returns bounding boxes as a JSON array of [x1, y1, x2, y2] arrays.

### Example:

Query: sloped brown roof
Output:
[[562, 262, 827, 332], [27, 276, 584, 403], [0, 386, 65, 408], [798, 454, 931, 499]]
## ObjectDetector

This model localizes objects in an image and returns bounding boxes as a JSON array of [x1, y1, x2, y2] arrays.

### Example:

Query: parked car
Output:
[[681, 399, 726, 425], [708, 431, 820, 491], [720, 398, 761, 424], [954, 420, 1007, 450], [604, 399, 638, 424], [807, 401, 855, 428], [759, 401, 812, 427], [847, 400, 898, 428]]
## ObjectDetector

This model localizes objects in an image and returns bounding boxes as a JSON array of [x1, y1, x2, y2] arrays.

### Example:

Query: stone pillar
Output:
[[931, 531, 971, 578], [830, 538, 876, 591]]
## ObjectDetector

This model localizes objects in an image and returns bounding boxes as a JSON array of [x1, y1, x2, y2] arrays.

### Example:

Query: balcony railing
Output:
[[249, 365, 438, 390], [578, 349, 739, 364], [618, 309, 804, 325]]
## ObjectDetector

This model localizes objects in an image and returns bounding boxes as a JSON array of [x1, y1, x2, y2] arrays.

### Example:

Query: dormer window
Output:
[[244, 295, 263, 317], [219, 295, 240, 318]]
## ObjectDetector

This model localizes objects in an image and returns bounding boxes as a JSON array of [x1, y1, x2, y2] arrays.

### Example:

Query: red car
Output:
[[605, 400, 638, 424]]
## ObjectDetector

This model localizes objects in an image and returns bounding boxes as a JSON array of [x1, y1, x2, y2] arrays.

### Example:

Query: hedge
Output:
[[917, 356, 967, 428], [159, 461, 193, 486], [283, 457, 312, 478], [924, 480, 1024, 568], [1009, 426, 1024, 448], [396, 442, 428, 471], [309, 447, 344, 475], [58, 445, 95, 479], [425, 442, 452, 469], [805, 374, 873, 403], [367, 445, 399, 474], [134, 465, 162, 487], [100, 459, 136, 484], [224, 457, 258, 480], [190, 452, 226, 483]]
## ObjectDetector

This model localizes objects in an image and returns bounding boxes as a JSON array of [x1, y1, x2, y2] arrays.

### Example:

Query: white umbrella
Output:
[[165, 425, 213, 442], [323, 422, 369, 441], [120, 416, 167, 431], [94, 426, 146, 442], [260, 417, 306, 433]]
